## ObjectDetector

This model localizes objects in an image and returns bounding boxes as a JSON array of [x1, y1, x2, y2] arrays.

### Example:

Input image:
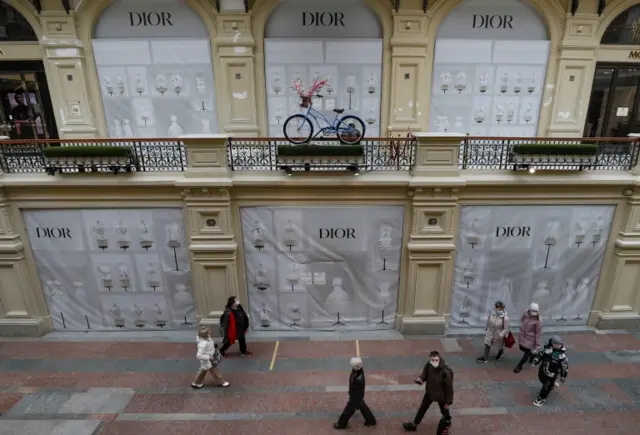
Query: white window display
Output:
[[429, 0, 550, 137], [23, 209, 194, 331], [92, 0, 218, 138], [264, 0, 383, 137]]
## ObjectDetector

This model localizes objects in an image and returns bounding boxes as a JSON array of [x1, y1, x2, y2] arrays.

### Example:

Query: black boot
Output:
[[402, 422, 417, 431], [496, 349, 504, 360], [513, 365, 522, 373], [333, 422, 347, 430]]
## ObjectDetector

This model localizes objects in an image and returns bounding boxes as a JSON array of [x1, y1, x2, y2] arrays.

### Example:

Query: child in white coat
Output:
[[191, 326, 230, 388]]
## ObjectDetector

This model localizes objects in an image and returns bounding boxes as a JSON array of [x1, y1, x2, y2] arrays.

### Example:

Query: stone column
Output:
[[387, 11, 429, 134], [546, 14, 600, 137], [40, 11, 98, 138], [0, 189, 49, 336], [213, 14, 260, 136], [595, 189, 640, 329], [400, 133, 462, 335], [179, 135, 239, 334]]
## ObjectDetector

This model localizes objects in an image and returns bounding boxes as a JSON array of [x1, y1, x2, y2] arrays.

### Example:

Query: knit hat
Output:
[[550, 335, 563, 346], [494, 300, 505, 309], [529, 303, 539, 312], [349, 357, 363, 370]]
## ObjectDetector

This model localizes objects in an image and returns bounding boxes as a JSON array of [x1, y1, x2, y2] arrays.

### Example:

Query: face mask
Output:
[[496, 310, 505, 317], [530, 311, 539, 316], [430, 360, 440, 368]]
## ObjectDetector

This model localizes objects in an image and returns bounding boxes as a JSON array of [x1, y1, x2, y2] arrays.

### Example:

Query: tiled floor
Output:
[[1, 331, 640, 434]]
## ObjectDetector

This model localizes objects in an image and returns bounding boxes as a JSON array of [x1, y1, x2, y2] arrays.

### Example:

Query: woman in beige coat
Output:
[[476, 300, 510, 363]]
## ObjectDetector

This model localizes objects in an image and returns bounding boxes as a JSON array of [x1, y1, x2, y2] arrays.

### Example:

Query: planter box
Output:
[[44, 155, 136, 173], [277, 155, 365, 167], [276, 145, 365, 169], [512, 153, 597, 166]]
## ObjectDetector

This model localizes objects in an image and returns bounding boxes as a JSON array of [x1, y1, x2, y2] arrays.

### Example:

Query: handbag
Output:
[[502, 317, 516, 348]]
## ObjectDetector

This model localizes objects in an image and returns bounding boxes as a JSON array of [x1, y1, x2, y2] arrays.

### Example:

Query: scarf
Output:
[[227, 310, 237, 345]]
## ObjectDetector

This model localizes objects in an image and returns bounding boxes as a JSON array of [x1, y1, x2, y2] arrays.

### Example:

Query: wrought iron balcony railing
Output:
[[227, 137, 416, 172], [0, 139, 186, 174], [460, 137, 640, 171]]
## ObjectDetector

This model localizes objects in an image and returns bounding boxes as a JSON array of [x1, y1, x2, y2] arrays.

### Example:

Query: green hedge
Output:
[[43, 146, 133, 158], [277, 145, 364, 157], [513, 144, 598, 155]]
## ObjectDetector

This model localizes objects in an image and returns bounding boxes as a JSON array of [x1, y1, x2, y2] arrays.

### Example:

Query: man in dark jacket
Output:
[[403, 350, 453, 432], [334, 357, 376, 429], [219, 296, 253, 356], [531, 335, 568, 407]]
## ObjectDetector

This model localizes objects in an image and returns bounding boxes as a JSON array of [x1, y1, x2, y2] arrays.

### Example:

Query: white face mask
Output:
[[430, 360, 440, 368], [495, 309, 505, 317], [530, 311, 539, 316]]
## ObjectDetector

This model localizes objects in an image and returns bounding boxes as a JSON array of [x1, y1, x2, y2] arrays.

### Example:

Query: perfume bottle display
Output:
[[154, 304, 168, 328], [140, 220, 153, 250], [93, 220, 108, 250], [133, 304, 146, 328], [116, 220, 131, 250], [111, 303, 125, 328], [146, 262, 161, 290]]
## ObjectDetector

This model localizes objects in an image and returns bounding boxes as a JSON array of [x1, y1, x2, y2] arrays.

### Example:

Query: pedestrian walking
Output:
[[476, 300, 510, 363], [402, 351, 453, 432], [531, 335, 568, 407], [219, 296, 253, 357], [514, 302, 542, 373], [191, 326, 230, 389], [334, 357, 377, 430]]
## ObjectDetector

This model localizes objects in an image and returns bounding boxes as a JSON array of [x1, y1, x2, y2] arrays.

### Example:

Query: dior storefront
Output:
[[429, 0, 550, 137], [92, 0, 219, 138], [263, 0, 383, 137]]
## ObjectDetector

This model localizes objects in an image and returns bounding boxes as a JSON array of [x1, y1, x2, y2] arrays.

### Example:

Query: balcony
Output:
[[0, 135, 638, 175]]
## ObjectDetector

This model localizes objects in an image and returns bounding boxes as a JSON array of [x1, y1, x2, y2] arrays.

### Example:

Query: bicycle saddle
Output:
[[333, 109, 345, 114]]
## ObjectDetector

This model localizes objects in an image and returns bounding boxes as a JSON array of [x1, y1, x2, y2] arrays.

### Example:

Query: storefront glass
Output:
[[91, 0, 218, 138], [0, 2, 37, 41], [429, 0, 550, 137], [263, 0, 383, 137]]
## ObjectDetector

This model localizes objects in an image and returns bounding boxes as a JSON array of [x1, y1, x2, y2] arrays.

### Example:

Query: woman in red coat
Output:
[[219, 296, 253, 357]]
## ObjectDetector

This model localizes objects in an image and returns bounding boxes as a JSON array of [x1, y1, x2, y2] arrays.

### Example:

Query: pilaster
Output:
[[400, 187, 459, 335], [388, 11, 429, 134], [0, 189, 49, 336], [547, 14, 600, 137], [213, 13, 259, 136], [596, 191, 640, 329], [39, 11, 98, 139], [412, 133, 464, 177]]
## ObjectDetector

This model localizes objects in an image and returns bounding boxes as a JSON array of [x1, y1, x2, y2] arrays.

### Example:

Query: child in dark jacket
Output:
[[531, 335, 568, 406]]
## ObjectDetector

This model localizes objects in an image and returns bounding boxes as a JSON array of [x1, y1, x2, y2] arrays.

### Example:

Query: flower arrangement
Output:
[[292, 78, 328, 108]]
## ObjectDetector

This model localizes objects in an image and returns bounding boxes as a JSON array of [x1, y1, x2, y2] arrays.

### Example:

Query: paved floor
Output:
[[1, 331, 640, 434]]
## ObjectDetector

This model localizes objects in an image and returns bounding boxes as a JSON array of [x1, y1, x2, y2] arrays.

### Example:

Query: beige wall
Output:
[[8, 0, 640, 139], [1, 134, 640, 336]]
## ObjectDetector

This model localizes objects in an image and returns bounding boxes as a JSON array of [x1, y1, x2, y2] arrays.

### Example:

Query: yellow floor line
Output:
[[356, 340, 360, 358], [269, 340, 280, 371]]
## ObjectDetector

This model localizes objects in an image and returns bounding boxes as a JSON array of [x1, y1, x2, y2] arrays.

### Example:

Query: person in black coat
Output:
[[219, 296, 253, 356], [334, 357, 376, 429]]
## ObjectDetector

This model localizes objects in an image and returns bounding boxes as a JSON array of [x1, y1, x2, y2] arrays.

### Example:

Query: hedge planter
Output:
[[511, 144, 598, 166], [276, 145, 365, 168], [43, 146, 137, 174]]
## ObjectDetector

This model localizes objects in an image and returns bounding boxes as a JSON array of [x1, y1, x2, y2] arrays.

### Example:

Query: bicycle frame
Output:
[[299, 104, 354, 139]]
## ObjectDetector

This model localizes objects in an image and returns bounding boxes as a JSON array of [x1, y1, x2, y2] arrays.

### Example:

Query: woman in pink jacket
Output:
[[514, 302, 542, 373]]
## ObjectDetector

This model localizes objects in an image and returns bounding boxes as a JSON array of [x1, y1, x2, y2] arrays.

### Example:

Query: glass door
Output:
[[585, 65, 640, 137], [0, 61, 57, 139]]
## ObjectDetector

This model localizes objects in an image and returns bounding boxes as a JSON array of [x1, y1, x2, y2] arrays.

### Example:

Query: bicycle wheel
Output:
[[284, 115, 314, 144], [336, 115, 366, 145]]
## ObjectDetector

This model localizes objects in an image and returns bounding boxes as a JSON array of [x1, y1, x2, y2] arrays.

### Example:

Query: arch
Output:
[[251, 0, 393, 136], [597, 0, 640, 43], [76, 0, 219, 137], [1, 0, 42, 40]]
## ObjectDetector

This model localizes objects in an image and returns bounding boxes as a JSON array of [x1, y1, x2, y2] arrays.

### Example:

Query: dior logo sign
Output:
[[36, 227, 72, 239], [129, 12, 174, 27], [472, 14, 514, 29], [495, 226, 531, 238], [302, 12, 345, 27], [319, 228, 356, 239]]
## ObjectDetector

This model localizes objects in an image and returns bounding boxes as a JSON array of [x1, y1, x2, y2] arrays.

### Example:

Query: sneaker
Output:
[[533, 398, 545, 407], [220, 381, 230, 387], [402, 422, 417, 431], [476, 357, 487, 363], [513, 365, 522, 373], [191, 383, 203, 389], [241, 351, 254, 356], [333, 423, 347, 430], [496, 350, 504, 360]]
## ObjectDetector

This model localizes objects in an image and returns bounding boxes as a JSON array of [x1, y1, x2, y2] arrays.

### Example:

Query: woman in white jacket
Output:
[[191, 326, 230, 389]]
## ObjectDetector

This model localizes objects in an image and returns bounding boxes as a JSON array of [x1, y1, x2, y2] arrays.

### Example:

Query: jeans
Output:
[[192, 366, 225, 386], [413, 393, 451, 426], [516, 345, 534, 368], [220, 332, 247, 354], [538, 374, 556, 400], [337, 398, 376, 427], [483, 342, 504, 359]]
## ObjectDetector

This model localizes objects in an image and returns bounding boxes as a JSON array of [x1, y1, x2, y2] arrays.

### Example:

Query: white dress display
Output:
[[252, 223, 265, 249], [574, 220, 587, 246], [459, 296, 472, 324], [171, 73, 183, 95], [115, 73, 125, 95], [544, 221, 560, 246], [286, 263, 301, 290], [378, 281, 392, 307], [287, 303, 302, 326], [98, 265, 113, 290], [523, 104, 533, 123], [254, 264, 270, 291], [146, 262, 161, 290], [474, 105, 486, 123], [465, 217, 482, 247], [495, 104, 504, 123], [500, 72, 509, 93], [118, 263, 131, 290], [166, 222, 182, 248], [93, 220, 108, 250], [116, 220, 131, 250], [104, 76, 114, 96], [592, 217, 604, 246], [571, 278, 591, 319], [123, 119, 134, 137], [283, 220, 297, 249], [154, 304, 168, 328], [378, 225, 393, 251], [140, 220, 154, 250], [260, 303, 271, 328], [532, 281, 551, 314], [528, 73, 537, 94], [462, 259, 475, 287], [155, 74, 167, 95], [112, 119, 124, 138], [514, 73, 523, 94], [174, 284, 194, 308], [367, 73, 376, 94], [556, 277, 576, 321], [73, 281, 88, 303], [168, 115, 184, 137], [455, 72, 467, 93], [141, 108, 150, 126], [325, 277, 350, 315], [133, 304, 146, 328], [111, 303, 125, 328], [507, 103, 515, 123], [134, 73, 145, 95], [479, 72, 489, 93]]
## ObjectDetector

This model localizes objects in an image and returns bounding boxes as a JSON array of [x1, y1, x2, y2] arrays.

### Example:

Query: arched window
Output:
[[0, 2, 37, 41], [601, 5, 640, 45]]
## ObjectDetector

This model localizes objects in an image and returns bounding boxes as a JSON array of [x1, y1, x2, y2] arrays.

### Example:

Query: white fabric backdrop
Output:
[[450, 205, 615, 328], [240, 206, 404, 330], [23, 209, 195, 331]]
